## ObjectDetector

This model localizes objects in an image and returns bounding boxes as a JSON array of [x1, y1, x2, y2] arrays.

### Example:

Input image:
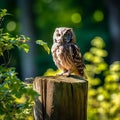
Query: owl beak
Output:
[[59, 38, 63, 43], [55, 38, 63, 43]]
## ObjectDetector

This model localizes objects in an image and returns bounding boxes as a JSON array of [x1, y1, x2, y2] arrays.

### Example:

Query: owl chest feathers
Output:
[[51, 43, 77, 71]]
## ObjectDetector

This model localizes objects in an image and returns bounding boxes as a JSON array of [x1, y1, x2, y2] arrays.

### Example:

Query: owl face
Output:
[[53, 27, 76, 44]]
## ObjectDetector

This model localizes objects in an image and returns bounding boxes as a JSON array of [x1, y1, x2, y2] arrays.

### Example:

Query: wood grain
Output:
[[33, 76, 88, 120]]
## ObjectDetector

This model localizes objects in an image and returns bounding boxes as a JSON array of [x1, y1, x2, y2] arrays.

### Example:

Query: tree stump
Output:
[[33, 76, 88, 120]]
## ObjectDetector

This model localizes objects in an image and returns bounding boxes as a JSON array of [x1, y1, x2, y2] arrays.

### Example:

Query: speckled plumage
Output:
[[51, 27, 86, 79]]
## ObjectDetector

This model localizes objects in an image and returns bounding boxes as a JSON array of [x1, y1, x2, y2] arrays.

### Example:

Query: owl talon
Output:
[[62, 72, 70, 77]]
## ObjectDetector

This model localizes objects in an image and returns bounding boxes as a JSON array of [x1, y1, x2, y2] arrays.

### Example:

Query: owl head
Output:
[[53, 27, 76, 44]]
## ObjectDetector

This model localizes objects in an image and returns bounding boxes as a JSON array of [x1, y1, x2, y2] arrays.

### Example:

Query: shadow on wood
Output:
[[33, 76, 88, 120]]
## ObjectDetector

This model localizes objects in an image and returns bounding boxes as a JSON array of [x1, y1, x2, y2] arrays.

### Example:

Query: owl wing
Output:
[[69, 44, 86, 77]]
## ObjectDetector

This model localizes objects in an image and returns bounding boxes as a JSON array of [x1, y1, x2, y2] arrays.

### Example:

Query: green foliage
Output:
[[36, 40, 50, 54], [0, 67, 38, 120], [84, 37, 120, 120], [0, 32, 30, 56], [84, 37, 108, 77], [0, 9, 9, 18], [0, 9, 38, 120]]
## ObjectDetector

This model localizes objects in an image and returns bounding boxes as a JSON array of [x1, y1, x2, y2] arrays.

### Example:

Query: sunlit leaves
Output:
[[91, 36, 105, 48], [105, 74, 119, 82], [85, 36, 120, 120], [0, 9, 8, 18], [84, 36, 108, 78], [90, 47, 107, 57], [0, 66, 39, 119], [110, 61, 120, 72], [0, 9, 38, 120], [84, 37, 107, 65], [36, 40, 50, 54], [44, 68, 61, 76], [97, 94, 104, 101], [0, 32, 30, 56], [0, 9, 30, 55], [20, 44, 29, 53]]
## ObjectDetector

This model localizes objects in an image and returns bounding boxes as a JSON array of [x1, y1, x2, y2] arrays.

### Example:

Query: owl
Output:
[[51, 27, 86, 79]]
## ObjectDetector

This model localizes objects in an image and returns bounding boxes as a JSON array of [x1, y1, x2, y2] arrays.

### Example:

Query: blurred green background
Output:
[[0, 0, 120, 79], [0, 0, 120, 120]]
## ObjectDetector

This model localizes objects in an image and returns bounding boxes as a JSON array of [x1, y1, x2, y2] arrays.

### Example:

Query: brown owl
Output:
[[51, 27, 86, 79]]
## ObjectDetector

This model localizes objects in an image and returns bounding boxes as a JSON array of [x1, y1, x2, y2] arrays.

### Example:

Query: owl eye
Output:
[[57, 33, 61, 37]]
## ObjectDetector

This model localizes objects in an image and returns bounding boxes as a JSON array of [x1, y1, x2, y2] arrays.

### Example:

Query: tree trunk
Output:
[[17, 0, 37, 79], [33, 76, 88, 120], [105, 0, 120, 62]]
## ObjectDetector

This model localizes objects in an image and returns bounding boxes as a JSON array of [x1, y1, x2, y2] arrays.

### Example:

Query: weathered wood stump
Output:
[[33, 76, 88, 120]]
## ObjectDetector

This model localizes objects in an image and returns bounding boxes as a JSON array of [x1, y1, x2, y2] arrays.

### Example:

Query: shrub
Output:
[[0, 9, 38, 120], [84, 37, 120, 120]]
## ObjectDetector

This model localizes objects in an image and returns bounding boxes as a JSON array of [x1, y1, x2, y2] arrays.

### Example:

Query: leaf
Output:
[[20, 44, 29, 53], [36, 40, 50, 54], [0, 9, 11, 18], [91, 37, 105, 48], [0, 9, 7, 17]]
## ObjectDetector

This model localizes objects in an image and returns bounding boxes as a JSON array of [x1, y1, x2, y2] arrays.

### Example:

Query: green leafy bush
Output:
[[84, 37, 120, 120], [0, 9, 38, 120]]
